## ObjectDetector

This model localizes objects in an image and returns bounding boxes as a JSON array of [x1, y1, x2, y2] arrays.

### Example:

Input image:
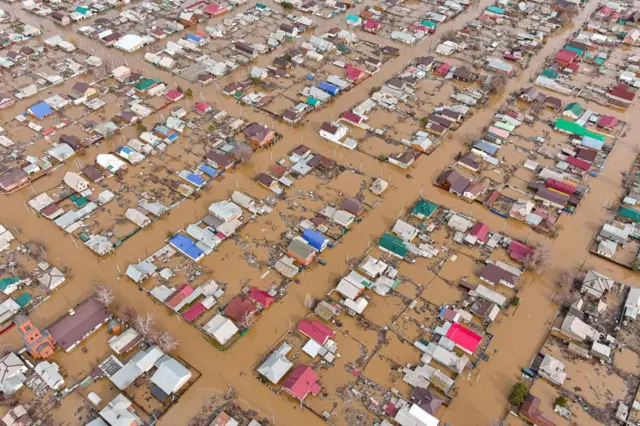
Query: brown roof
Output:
[[320, 122, 338, 135], [411, 387, 442, 415], [48, 298, 110, 351], [82, 165, 104, 182], [0, 167, 28, 191], [576, 148, 597, 162], [453, 67, 474, 80], [291, 144, 311, 157], [520, 395, 556, 426], [72, 82, 91, 95], [340, 197, 364, 215], [256, 173, 276, 187], [205, 151, 234, 168]]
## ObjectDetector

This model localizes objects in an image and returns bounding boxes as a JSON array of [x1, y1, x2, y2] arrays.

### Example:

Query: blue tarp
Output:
[[120, 146, 135, 155], [199, 164, 219, 177], [187, 34, 203, 43], [302, 229, 329, 251], [28, 102, 53, 119], [185, 173, 205, 186], [317, 81, 341, 96], [154, 125, 170, 136], [169, 234, 204, 261], [167, 133, 179, 142], [473, 140, 500, 156], [488, 5, 504, 14], [580, 136, 604, 151]]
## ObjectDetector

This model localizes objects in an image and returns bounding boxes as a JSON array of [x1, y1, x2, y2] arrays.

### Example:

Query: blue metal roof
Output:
[[580, 136, 604, 151], [186, 173, 205, 186], [28, 101, 53, 119], [169, 234, 204, 261], [199, 164, 218, 177], [302, 229, 328, 251], [187, 34, 202, 43], [317, 81, 340, 95], [473, 140, 500, 156]]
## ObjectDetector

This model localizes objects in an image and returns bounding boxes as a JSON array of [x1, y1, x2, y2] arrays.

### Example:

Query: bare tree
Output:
[[461, 131, 481, 147], [486, 73, 509, 93], [440, 29, 459, 43], [94, 282, 115, 307], [119, 306, 137, 323], [523, 243, 552, 274], [237, 314, 256, 330], [155, 331, 179, 352], [304, 293, 315, 309], [236, 144, 254, 163], [134, 313, 155, 339]]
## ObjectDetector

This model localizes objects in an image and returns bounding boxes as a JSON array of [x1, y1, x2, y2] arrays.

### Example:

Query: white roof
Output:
[[581, 270, 615, 298], [624, 287, 640, 319], [100, 394, 141, 426], [108, 328, 141, 354], [34, 360, 64, 389], [115, 34, 144, 52], [473, 285, 507, 306], [151, 357, 192, 395], [208, 200, 242, 222], [28, 193, 54, 212], [204, 314, 238, 345], [358, 255, 389, 278], [538, 354, 567, 385], [257, 342, 293, 383], [392, 219, 418, 242]]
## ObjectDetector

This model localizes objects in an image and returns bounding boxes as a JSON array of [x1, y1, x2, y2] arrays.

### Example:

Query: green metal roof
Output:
[[564, 45, 583, 56], [134, 78, 161, 91], [0, 277, 20, 291], [563, 102, 582, 115], [14, 292, 32, 308], [541, 69, 558, 79], [619, 207, 640, 223], [412, 198, 439, 218], [554, 119, 605, 141], [379, 233, 408, 257]]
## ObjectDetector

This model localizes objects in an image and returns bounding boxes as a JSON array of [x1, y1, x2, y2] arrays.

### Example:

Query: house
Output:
[[452, 67, 474, 82], [100, 394, 142, 426], [581, 270, 614, 299], [436, 169, 470, 195], [363, 19, 380, 33], [519, 395, 556, 426], [224, 296, 258, 324], [340, 198, 364, 216], [203, 3, 228, 16], [479, 264, 518, 288], [281, 365, 321, 401], [560, 314, 600, 343], [72, 82, 97, 98], [345, 64, 366, 83], [115, 34, 145, 53], [445, 323, 482, 354], [545, 96, 562, 111], [412, 198, 438, 219], [287, 237, 316, 265], [596, 115, 617, 131], [469, 223, 489, 243], [28, 101, 54, 120], [108, 328, 142, 355], [0, 168, 29, 193], [257, 342, 293, 384], [508, 240, 533, 262], [2, 405, 32, 426], [298, 319, 335, 345], [208, 200, 242, 223], [51, 12, 71, 26], [607, 83, 636, 106], [151, 357, 192, 399], [519, 86, 540, 102], [34, 360, 65, 390], [48, 298, 111, 352], [243, 123, 275, 147], [247, 287, 274, 308], [0, 277, 21, 295], [205, 151, 234, 170], [563, 102, 582, 119], [538, 354, 567, 386], [319, 122, 348, 142], [411, 387, 442, 416], [193, 101, 212, 115], [204, 314, 239, 345], [457, 152, 481, 172], [165, 89, 184, 102], [554, 49, 578, 67], [14, 314, 55, 359], [535, 187, 568, 209], [0, 353, 28, 394], [109, 346, 164, 390]]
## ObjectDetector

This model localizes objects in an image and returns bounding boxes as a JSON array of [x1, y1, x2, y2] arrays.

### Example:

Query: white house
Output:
[[151, 357, 192, 397], [319, 122, 348, 143]]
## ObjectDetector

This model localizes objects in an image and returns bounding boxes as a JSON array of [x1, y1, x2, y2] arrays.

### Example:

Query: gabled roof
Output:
[[247, 287, 274, 307], [281, 365, 321, 401], [224, 296, 258, 323], [298, 319, 335, 345], [445, 323, 482, 354]]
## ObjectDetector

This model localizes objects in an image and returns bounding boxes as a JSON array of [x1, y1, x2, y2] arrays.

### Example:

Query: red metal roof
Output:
[[508, 240, 533, 261], [445, 323, 482, 354], [298, 319, 335, 344], [554, 49, 577, 63], [341, 111, 364, 124], [566, 156, 590, 170], [282, 365, 321, 401], [363, 19, 380, 29], [183, 302, 206, 322], [545, 178, 576, 195], [597, 115, 617, 128], [609, 87, 635, 101], [165, 89, 183, 101], [345, 64, 365, 82], [203, 3, 226, 15], [436, 63, 451, 74], [224, 296, 258, 323], [166, 284, 194, 308], [470, 223, 489, 242], [247, 287, 274, 307]]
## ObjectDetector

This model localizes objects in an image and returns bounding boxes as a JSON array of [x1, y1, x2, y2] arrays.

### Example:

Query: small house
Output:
[[287, 237, 316, 266]]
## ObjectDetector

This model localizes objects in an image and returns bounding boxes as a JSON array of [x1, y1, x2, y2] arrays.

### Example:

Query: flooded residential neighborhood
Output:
[[0, 0, 639, 424]]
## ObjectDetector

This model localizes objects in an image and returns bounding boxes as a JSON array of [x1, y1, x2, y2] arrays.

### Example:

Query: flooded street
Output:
[[1, 0, 639, 424]]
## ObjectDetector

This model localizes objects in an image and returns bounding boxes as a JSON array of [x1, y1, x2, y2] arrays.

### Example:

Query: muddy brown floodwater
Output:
[[2, 0, 639, 425]]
